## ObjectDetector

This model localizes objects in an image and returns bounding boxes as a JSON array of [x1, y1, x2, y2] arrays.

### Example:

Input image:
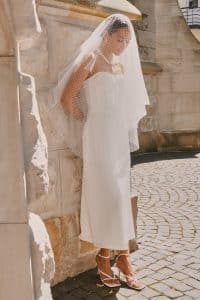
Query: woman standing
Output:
[[55, 13, 149, 290]]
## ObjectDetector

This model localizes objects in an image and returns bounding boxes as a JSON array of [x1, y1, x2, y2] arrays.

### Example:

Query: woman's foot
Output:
[[95, 251, 121, 287], [115, 253, 145, 290]]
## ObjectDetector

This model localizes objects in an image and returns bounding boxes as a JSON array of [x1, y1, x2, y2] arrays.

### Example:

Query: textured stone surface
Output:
[[155, 0, 200, 130], [0, 58, 27, 223], [139, 0, 200, 152], [19, 72, 49, 207], [0, 2, 14, 55], [0, 224, 34, 299]]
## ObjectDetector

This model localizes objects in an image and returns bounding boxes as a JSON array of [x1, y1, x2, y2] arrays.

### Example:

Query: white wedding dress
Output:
[[78, 71, 136, 250]]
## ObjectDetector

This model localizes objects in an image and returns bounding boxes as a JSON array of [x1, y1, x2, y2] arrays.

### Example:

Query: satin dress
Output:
[[79, 71, 135, 250]]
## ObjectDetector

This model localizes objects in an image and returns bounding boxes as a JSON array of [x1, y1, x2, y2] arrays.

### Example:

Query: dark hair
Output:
[[107, 19, 129, 35]]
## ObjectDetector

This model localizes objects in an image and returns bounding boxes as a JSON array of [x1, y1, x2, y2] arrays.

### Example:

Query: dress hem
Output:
[[79, 234, 136, 250]]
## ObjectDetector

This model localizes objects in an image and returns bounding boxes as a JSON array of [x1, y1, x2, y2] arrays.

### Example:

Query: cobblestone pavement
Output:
[[52, 151, 200, 300]]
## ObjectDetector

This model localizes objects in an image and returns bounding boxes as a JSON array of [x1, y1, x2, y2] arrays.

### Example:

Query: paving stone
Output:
[[150, 282, 183, 298], [176, 296, 194, 300], [128, 295, 148, 300], [182, 278, 200, 289], [185, 288, 200, 298], [171, 272, 189, 280], [141, 277, 158, 285], [151, 297, 171, 300], [140, 286, 161, 298], [164, 278, 192, 292], [118, 287, 136, 297]]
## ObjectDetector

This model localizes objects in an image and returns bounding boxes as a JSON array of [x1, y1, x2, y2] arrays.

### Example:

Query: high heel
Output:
[[113, 253, 146, 290], [95, 252, 121, 288]]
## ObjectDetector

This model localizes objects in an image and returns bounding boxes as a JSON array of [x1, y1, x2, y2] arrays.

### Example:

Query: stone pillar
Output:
[[0, 0, 52, 298], [0, 2, 34, 298]]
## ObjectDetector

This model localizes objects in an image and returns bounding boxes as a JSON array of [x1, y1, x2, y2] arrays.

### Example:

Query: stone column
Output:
[[0, 0, 51, 298], [0, 3, 34, 299]]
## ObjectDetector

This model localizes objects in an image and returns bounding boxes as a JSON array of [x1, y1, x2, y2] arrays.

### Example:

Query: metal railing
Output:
[[181, 6, 200, 28]]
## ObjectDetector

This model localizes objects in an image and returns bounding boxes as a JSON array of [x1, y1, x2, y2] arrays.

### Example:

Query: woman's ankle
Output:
[[99, 248, 110, 257]]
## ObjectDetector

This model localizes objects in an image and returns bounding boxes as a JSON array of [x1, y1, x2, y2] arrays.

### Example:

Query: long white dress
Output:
[[78, 71, 136, 250]]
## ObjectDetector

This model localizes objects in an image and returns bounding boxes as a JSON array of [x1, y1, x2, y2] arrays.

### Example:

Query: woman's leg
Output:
[[115, 248, 145, 289], [115, 249, 135, 275], [95, 248, 121, 285]]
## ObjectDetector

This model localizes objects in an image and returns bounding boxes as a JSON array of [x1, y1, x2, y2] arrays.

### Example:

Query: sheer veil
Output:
[[50, 13, 149, 157]]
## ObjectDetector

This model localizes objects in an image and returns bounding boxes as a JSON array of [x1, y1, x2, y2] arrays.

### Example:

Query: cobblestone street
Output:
[[52, 151, 200, 300]]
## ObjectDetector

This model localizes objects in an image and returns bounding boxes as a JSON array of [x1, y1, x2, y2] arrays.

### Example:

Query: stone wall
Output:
[[139, 0, 200, 152], [130, 0, 160, 152]]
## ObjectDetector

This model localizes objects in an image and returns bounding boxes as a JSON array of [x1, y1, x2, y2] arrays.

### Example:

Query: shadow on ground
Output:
[[51, 258, 125, 300], [131, 150, 200, 166]]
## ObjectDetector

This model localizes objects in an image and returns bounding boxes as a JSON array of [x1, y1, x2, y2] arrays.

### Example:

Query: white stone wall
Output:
[[155, 0, 200, 133]]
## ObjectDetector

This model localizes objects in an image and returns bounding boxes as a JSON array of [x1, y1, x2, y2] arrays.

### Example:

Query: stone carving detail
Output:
[[19, 72, 49, 205]]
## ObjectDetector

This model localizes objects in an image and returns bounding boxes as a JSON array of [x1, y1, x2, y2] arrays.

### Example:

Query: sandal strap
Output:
[[126, 273, 138, 281], [97, 253, 110, 259], [115, 253, 130, 261], [98, 268, 117, 280]]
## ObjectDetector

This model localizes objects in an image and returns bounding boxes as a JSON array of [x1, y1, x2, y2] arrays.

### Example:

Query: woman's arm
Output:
[[61, 53, 94, 120]]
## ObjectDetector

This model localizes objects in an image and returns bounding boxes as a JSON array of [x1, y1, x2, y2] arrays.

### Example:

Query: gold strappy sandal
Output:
[[113, 253, 146, 290]]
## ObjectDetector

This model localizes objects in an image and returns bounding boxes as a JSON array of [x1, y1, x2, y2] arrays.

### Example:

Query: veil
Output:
[[50, 13, 149, 157]]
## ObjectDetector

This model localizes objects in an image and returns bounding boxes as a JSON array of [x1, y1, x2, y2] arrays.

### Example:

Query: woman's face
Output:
[[107, 27, 131, 56]]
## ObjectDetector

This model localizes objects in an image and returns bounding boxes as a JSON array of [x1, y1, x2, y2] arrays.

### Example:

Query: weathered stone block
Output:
[[137, 29, 155, 49], [80, 240, 98, 254], [156, 130, 200, 151], [60, 213, 80, 239], [29, 150, 61, 218], [0, 2, 14, 55], [157, 93, 174, 114], [0, 224, 34, 300], [0, 58, 27, 223], [172, 113, 200, 131], [59, 149, 82, 215], [173, 93, 200, 114], [157, 74, 172, 93], [20, 29, 49, 79], [172, 73, 200, 93], [44, 218, 62, 275], [139, 130, 158, 152], [9, 0, 41, 40], [158, 113, 173, 131]]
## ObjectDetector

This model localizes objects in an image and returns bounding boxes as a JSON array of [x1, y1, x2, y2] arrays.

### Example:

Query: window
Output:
[[189, 0, 198, 9]]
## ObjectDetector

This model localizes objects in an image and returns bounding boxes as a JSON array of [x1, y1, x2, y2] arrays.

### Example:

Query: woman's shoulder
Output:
[[82, 51, 99, 73]]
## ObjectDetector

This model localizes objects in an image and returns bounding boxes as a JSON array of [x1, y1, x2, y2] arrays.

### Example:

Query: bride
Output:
[[55, 13, 149, 290]]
